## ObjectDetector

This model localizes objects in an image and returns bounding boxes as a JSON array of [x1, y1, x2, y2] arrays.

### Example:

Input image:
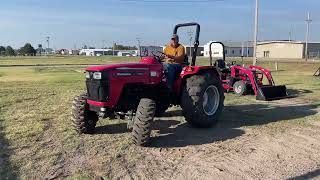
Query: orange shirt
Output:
[[163, 44, 185, 64]]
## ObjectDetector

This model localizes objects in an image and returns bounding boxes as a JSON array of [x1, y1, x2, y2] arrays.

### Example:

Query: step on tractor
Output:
[[209, 42, 288, 101], [71, 23, 225, 146]]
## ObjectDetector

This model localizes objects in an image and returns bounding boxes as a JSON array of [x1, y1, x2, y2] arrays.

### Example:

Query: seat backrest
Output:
[[215, 59, 226, 69], [182, 55, 190, 66]]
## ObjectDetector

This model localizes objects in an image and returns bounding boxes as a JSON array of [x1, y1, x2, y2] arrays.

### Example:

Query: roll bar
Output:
[[209, 41, 226, 66], [173, 22, 200, 66]]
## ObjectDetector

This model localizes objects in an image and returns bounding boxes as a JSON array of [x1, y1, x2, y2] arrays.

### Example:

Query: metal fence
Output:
[[309, 52, 320, 59]]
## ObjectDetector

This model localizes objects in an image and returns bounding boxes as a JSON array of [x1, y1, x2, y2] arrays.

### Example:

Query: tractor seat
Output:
[[215, 59, 230, 74], [215, 59, 226, 69]]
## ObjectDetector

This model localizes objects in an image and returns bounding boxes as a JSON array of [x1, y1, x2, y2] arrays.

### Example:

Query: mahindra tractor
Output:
[[209, 42, 288, 101], [71, 23, 224, 146]]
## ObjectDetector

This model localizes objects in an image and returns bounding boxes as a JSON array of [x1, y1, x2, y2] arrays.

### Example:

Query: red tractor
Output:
[[209, 42, 288, 101], [72, 23, 224, 146]]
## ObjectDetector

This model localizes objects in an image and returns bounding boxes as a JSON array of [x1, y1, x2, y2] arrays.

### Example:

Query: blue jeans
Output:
[[163, 63, 183, 91]]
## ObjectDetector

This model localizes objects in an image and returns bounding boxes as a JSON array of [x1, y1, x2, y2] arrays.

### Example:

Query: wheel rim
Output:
[[235, 85, 242, 94], [202, 85, 220, 116]]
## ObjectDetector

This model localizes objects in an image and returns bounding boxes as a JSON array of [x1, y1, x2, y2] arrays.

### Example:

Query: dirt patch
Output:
[[39, 101, 320, 180]]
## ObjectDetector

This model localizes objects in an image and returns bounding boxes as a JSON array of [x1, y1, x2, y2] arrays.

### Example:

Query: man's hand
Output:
[[165, 54, 174, 59]]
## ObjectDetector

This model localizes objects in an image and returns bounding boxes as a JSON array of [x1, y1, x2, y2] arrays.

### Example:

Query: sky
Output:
[[0, 0, 319, 49]]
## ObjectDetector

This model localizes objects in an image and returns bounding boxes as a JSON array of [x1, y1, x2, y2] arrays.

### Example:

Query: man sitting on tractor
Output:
[[163, 34, 186, 91]]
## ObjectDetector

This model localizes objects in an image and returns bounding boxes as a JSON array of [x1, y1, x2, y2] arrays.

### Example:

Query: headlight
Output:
[[85, 71, 90, 78], [150, 71, 157, 77], [93, 72, 102, 79]]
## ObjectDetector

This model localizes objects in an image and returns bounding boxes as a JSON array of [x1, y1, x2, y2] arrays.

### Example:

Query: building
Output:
[[117, 50, 138, 57], [160, 45, 204, 56], [57, 49, 69, 55], [184, 45, 204, 56], [257, 41, 320, 59], [203, 41, 253, 57], [257, 41, 304, 59], [79, 49, 113, 56], [69, 49, 80, 55], [79, 49, 138, 56], [45, 48, 55, 55], [308, 43, 320, 59]]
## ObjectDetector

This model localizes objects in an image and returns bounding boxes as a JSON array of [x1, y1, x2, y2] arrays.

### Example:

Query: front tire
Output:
[[132, 98, 156, 146], [181, 73, 224, 128], [233, 80, 247, 96], [71, 93, 98, 134]]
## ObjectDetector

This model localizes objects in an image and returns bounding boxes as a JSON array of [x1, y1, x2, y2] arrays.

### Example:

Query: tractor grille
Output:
[[86, 71, 109, 102]]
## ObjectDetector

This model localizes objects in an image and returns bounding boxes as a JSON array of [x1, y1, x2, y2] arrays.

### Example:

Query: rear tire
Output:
[[233, 80, 247, 96], [132, 98, 156, 146], [181, 73, 224, 128], [71, 93, 98, 134]]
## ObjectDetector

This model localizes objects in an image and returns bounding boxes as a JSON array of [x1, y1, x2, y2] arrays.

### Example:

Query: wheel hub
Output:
[[235, 85, 242, 93], [202, 85, 220, 116]]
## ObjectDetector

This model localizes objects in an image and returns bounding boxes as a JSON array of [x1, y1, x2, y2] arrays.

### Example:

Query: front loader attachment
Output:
[[256, 85, 288, 101]]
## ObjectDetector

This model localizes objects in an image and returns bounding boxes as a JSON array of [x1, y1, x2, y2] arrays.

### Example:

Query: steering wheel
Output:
[[151, 51, 166, 63]]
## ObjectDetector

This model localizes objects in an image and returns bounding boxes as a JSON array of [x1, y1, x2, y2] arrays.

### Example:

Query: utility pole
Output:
[[112, 41, 115, 56], [136, 38, 141, 55], [246, 41, 249, 57], [241, 41, 244, 57], [305, 12, 312, 61], [187, 29, 193, 57], [289, 29, 292, 41], [46, 36, 50, 54], [253, 0, 259, 65], [102, 40, 106, 56]]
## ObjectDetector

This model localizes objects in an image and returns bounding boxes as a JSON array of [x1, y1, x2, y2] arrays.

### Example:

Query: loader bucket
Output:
[[256, 85, 288, 101]]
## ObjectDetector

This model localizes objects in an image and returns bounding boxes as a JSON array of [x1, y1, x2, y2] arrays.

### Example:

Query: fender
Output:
[[174, 66, 220, 95]]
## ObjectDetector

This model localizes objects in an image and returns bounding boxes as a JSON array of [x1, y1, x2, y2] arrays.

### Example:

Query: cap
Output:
[[171, 34, 179, 42]]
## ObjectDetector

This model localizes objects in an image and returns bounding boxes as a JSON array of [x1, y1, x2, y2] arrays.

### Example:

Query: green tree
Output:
[[19, 43, 36, 56], [0, 46, 5, 56], [5, 46, 16, 56]]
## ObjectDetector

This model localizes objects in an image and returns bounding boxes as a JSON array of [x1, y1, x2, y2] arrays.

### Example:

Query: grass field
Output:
[[0, 56, 320, 179], [0, 56, 141, 66]]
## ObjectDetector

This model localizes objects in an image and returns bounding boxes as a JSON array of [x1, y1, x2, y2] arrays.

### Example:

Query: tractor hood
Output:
[[86, 63, 151, 72]]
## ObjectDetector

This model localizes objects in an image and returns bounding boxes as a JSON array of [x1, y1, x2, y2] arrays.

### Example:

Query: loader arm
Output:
[[249, 65, 275, 86], [242, 69, 260, 96]]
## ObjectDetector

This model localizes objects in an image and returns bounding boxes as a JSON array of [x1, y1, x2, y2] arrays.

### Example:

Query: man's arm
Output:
[[161, 46, 168, 60]]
